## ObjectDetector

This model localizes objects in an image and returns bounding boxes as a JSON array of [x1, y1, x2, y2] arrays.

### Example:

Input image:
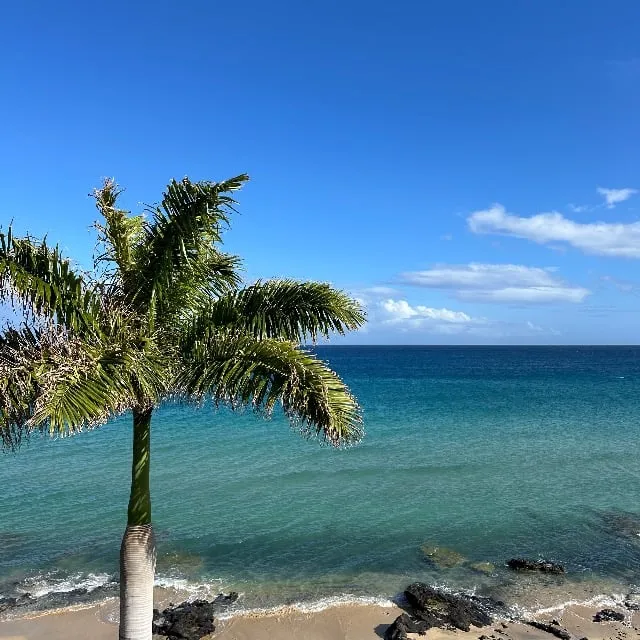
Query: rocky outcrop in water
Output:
[[384, 583, 498, 639], [421, 543, 466, 568], [507, 558, 565, 574], [0, 592, 35, 615], [469, 562, 495, 574], [625, 591, 640, 610], [0, 581, 118, 617], [593, 608, 625, 622], [152, 593, 238, 640]]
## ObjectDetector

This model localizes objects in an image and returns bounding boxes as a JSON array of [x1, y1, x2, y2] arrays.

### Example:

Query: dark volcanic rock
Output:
[[593, 608, 624, 622], [211, 592, 238, 609], [153, 593, 239, 640], [526, 621, 571, 639], [384, 613, 431, 640], [507, 558, 565, 574], [624, 592, 640, 610], [383, 583, 501, 639], [0, 592, 36, 614], [153, 599, 215, 639], [404, 583, 492, 632]]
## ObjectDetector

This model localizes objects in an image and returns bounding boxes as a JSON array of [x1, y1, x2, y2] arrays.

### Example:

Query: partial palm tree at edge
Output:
[[0, 174, 365, 640]]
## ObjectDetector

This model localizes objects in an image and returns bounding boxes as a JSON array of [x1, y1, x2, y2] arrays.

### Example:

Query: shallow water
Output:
[[1, 346, 640, 612]]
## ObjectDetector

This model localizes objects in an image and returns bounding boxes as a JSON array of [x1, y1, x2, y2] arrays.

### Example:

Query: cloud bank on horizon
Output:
[[347, 185, 639, 344]]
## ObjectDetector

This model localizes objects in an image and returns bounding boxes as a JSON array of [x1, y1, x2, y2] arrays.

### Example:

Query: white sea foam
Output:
[[16, 572, 115, 598], [216, 594, 396, 620], [517, 592, 626, 618], [154, 575, 225, 598]]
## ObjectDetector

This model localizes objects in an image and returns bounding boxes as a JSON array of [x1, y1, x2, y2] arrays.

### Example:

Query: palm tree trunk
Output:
[[119, 407, 155, 640]]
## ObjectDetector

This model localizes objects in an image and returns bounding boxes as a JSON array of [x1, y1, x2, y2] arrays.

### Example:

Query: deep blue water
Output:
[[1, 346, 640, 610]]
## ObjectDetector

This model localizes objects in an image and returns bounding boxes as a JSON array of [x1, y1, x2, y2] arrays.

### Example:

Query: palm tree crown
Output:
[[0, 174, 365, 450]]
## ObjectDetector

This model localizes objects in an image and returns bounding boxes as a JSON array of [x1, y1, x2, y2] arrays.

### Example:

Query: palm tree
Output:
[[0, 174, 365, 640]]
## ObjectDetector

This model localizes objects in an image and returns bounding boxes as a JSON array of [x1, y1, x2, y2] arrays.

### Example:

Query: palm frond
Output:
[[132, 175, 248, 317], [157, 249, 242, 327], [187, 279, 366, 343], [175, 332, 363, 446], [0, 321, 169, 450], [0, 324, 40, 450], [0, 228, 101, 332], [92, 178, 145, 278]]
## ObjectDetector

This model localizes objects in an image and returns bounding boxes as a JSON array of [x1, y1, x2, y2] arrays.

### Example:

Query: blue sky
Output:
[[1, 1, 639, 344]]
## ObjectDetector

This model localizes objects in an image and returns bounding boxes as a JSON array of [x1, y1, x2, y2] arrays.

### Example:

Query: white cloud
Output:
[[376, 298, 488, 335], [400, 263, 590, 304], [597, 187, 637, 208], [468, 204, 640, 258], [381, 299, 473, 324], [361, 286, 398, 296]]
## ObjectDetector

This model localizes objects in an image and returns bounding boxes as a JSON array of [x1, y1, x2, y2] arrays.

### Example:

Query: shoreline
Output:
[[1, 592, 640, 640]]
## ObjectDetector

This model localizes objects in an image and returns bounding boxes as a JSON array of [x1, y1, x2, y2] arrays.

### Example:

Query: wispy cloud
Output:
[[597, 187, 637, 208], [360, 286, 398, 296], [468, 204, 640, 258], [600, 275, 638, 293], [377, 298, 485, 335], [400, 263, 590, 304]]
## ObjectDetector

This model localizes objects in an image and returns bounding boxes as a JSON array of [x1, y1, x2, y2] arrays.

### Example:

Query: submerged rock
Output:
[[593, 608, 624, 622], [469, 562, 495, 574], [599, 510, 640, 541], [153, 593, 238, 640], [506, 558, 565, 574], [421, 543, 466, 568]]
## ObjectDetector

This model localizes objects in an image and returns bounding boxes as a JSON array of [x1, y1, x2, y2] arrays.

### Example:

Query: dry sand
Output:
[[1, 597, 639, 640]]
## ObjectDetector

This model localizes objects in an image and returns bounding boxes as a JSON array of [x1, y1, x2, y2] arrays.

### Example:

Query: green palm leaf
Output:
[[0, 229, 101, 332], [132, 175, 247, 316], [189, 279, 366, 343], [176, 331, 363, 446]]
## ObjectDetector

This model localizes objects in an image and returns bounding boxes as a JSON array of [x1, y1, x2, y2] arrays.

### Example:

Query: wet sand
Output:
[[1, 598, 639, 640]]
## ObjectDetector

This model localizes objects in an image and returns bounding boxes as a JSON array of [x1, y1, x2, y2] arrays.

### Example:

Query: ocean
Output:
[[1, 346, 640, 615]]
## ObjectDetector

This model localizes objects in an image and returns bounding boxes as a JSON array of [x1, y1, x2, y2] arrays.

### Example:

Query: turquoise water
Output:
[[2, 346, 640, 611]]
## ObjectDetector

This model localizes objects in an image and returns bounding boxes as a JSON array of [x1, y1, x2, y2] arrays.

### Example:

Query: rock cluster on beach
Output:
[[384, 582, 500, 640], [593, 608, 625, 622], [525, 619, 572, 639], [381, 578, 640, 640], [152, 592, 238, 640]]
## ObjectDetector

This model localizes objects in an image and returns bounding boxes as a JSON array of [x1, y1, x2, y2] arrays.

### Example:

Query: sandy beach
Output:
[[1, 596, 639, 640]]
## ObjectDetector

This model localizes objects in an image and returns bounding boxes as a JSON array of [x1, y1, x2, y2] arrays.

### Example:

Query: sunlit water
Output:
[[1, 346, 640, 613]]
